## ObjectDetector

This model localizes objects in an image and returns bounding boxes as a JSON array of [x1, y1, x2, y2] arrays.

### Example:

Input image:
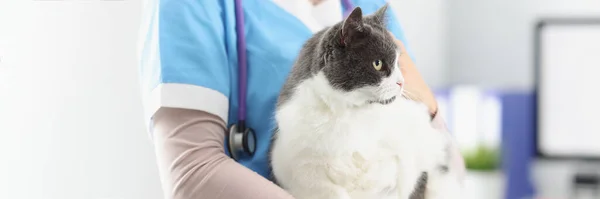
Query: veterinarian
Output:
[[138, 0, 464, 198]]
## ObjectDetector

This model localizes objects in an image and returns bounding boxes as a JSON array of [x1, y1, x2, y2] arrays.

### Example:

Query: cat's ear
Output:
[[341, 7, 364, 46], [372, 3, 389, 26]]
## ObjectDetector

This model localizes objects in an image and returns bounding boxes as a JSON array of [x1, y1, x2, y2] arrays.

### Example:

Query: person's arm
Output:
[[151, 107, 294, 199]]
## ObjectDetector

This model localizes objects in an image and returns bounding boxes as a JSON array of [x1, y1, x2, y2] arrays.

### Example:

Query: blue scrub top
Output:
[[139, 0, 411, 178]]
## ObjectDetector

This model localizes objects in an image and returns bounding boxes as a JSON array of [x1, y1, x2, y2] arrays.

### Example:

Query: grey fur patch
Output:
[[267, 126, 280, 184], [409, 172, 428, 199], [439, 143, 452, 174], [439, 164, 450, 173], [368, 95, 397, 105]]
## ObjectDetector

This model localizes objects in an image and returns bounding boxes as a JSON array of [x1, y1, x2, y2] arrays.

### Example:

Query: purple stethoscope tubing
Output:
[[234, 0, 355, 130], [234, 0, 249, 132]]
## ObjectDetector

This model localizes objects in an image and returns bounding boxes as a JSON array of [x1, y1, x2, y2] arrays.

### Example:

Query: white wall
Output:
[[448, 0, 600, 89], [391, 0, 449, 88], [0, 1, 163, 199]]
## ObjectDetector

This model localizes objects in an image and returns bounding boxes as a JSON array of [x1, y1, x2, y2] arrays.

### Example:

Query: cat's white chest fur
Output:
[[271, 73, 461, 199]]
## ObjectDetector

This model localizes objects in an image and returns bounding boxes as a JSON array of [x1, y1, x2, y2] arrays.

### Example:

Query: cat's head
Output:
[[320, 4, 404, 106]]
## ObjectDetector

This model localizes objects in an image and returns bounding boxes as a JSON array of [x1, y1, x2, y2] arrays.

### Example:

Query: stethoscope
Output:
[[227, 0, 355, 161]]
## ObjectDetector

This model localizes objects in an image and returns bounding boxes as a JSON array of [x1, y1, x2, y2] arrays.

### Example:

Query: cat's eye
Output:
[[372, 60, 383, 71]]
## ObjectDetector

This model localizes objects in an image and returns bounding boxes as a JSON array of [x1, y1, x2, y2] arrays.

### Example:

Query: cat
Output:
[[269, 4, 463, 199]]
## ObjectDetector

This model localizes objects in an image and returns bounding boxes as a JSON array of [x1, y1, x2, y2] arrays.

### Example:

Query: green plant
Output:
[[462, 145, 501, 171]]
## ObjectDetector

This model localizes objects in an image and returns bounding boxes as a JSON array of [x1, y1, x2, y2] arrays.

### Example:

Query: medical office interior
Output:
[[1, 0, 599, 199]]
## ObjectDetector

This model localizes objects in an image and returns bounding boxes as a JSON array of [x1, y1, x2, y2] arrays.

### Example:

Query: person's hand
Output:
[[391, 35, 438, 117]]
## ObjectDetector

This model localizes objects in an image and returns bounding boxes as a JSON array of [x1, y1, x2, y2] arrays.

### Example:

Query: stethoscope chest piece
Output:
[[227, 124, 256, 161]]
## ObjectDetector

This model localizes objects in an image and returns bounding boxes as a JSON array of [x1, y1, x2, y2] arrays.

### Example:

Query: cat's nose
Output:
[[396, 82, 403, 87]]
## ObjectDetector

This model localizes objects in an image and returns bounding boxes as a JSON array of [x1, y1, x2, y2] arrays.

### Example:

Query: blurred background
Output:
[[1, 0, 599, 199]]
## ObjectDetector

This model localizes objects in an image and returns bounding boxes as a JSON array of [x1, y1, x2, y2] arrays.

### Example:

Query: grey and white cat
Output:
[[269, 4, 463, 199]]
